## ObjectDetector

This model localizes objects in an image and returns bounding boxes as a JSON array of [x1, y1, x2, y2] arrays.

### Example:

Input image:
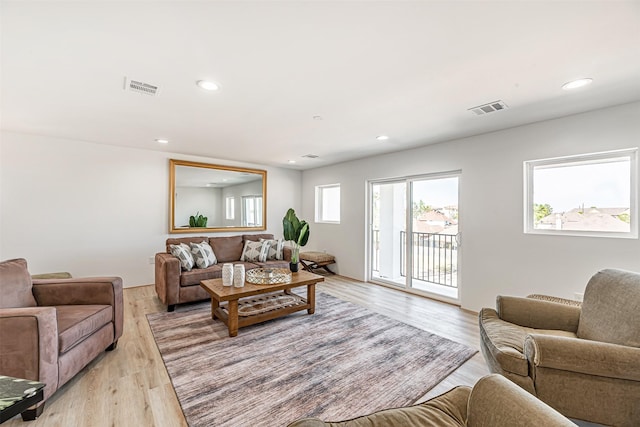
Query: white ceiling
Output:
[[2, 1, 640, 170]]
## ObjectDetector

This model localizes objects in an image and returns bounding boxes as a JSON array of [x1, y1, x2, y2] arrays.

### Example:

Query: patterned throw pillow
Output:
[[240, 240, 270, 262], [190, 241, 217, 269], [259, 238, 284, 260], [169, 243, 195, 271]]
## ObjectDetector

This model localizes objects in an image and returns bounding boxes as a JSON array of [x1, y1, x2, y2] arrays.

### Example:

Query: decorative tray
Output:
[[245, 268, 292, 285]]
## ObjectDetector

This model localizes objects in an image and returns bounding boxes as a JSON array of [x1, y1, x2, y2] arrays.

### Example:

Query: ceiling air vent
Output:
[[302, 154, 319, 159], [468, 100, 508, 116], [124, 77, 160, 96]]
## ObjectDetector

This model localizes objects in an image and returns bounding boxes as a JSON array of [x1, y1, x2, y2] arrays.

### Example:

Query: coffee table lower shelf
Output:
[[214, 291, 310, 334]]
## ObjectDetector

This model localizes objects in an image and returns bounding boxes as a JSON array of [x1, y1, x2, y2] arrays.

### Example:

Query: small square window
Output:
[[524, 148, 637, 238], [315, 184, 340, 223]]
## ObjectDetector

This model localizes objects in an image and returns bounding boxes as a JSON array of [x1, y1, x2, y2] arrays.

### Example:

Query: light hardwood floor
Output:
[[5, 276, 489, 426]]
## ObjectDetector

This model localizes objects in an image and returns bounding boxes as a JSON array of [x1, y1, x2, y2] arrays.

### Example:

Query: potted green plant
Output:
[[189, 211, 208, 227], [282, 208, 309, 272]]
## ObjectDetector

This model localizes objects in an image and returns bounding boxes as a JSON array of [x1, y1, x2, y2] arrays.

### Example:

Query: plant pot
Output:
[[289, 262, 299, 273]]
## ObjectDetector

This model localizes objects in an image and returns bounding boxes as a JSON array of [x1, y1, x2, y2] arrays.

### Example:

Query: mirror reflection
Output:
[[169, 159, 266, 233]]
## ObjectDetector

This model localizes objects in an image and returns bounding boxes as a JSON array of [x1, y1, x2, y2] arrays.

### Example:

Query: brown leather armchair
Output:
[[0, 258, 123, 420], [479, 268, 640, 427]]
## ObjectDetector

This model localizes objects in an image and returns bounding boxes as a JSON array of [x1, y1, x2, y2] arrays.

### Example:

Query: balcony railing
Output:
[[372, 230, 458, 288]]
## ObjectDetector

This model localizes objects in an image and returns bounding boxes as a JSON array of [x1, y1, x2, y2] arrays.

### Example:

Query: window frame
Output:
[[315, 183, 341, 224], [524, 148, 638, 239]]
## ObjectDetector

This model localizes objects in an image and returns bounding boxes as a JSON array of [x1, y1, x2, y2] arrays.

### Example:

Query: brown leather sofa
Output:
[[155, 233, 291, 311], [288, 374, 575, 427], [0, 258, 123, 419], [479, 268, 640, 426]]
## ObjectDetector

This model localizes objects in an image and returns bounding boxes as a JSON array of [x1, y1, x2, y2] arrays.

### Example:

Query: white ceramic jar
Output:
[[233, 264, 245, 287], [222, 263, 234, 286]]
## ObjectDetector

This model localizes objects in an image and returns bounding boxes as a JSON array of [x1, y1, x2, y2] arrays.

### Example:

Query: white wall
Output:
[[301, 102, 640, 312], [0, 132, 301, 287], [175, 186, 222, 227]]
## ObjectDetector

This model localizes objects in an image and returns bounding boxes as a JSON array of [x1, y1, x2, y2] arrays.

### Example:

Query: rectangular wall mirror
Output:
[[169, 159, 267, 233]]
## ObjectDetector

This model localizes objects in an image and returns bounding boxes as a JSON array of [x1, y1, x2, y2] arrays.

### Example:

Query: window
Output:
[[524, 148, 637, 238], [242, 195, 263, 227], [315, 184, 340, 223], [225, 197, 235, 220]]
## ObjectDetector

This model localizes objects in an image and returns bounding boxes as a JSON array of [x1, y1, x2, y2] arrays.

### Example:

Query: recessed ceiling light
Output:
[[155, 138, 169, 144], [376, 135, 389, 141], [287, 160, 296, 164], [561, 78, 593, 90], [196, 80, 220, 91]]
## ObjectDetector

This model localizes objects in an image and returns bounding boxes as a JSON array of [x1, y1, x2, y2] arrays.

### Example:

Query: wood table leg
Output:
[[211, 298, 219, 320], [307, 283, 316, 314], [227, 299, 239, 337]]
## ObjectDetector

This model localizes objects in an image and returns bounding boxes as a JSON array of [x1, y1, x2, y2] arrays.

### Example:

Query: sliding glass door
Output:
[[370, 181, 407, 286], [369, 173, 460, 301]]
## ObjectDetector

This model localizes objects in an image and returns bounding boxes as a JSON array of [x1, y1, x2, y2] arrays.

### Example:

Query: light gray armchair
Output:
[[479, 268, 640, 426], [288, 374, 575, 427]]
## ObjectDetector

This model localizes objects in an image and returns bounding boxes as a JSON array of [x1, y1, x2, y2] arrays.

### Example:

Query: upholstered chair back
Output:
[[577, 268, 640, 347], [0, 258, 37, 308]]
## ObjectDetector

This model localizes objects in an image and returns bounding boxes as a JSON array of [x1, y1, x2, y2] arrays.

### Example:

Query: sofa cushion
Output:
[[209, 236, 244, 263], [0, 258, 37, 308], [260, 238, 284, 260], [577, 269, 640, 347], [241, 240, 270, 262], [169, 244, 195, 271], [55, 305, 112, 353], [180, 265, 223, 287], [190, 241, 217, 268]]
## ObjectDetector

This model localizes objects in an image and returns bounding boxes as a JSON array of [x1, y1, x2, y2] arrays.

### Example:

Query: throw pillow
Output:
[[169, 243, 195, 271], [190, 241, 217, 269], [260, 238, 284, 260], [240, 240, 270, 262]]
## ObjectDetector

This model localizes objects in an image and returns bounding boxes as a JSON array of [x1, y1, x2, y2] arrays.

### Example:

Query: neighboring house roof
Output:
[[567, 207, 629, 216], [412, 222, 458, 235], [539, 209, 629, 232], [417, 211, 449, 222]]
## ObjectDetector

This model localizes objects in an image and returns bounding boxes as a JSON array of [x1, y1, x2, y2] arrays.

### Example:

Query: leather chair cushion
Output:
[[0, 258, 37, 308], [56, 305, 112, 353]]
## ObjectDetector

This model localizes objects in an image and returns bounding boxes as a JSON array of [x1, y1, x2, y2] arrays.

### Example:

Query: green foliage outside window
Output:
[[534, 203, 553, 224]]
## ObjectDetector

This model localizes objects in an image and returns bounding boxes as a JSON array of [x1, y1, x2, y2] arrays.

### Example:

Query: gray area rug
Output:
[[147, 292, 477, 427]]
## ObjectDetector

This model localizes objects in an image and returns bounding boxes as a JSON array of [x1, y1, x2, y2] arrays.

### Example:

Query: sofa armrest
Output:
[[155, 252, 181, 308], [497, 296, 581, 332], [32, 277, 124, 341], [0, 307, 59, 400], [524, 334, 640, 382], [467, 374, 575, 426]]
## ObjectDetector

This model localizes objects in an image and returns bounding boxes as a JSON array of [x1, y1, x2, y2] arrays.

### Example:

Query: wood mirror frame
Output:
[[169, 159, 267, 233]]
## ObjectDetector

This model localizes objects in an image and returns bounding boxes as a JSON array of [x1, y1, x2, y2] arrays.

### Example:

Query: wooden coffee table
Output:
[[200, 270, 324, 337]]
